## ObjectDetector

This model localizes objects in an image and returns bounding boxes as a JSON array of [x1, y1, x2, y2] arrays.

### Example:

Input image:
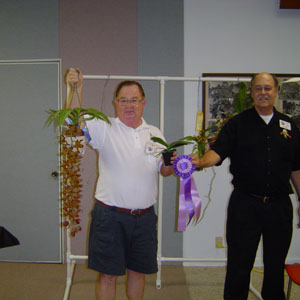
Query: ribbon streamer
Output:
[[173, 155, 202, 232]]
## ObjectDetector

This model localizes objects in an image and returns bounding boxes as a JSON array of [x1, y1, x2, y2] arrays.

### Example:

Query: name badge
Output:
[[279, 120, 291, 131]]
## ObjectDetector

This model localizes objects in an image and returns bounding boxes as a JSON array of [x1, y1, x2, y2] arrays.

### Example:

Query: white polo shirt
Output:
[[86, 117, 164, 209]]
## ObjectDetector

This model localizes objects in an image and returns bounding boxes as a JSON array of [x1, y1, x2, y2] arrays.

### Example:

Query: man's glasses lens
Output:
[[118, 98, 142, 105]]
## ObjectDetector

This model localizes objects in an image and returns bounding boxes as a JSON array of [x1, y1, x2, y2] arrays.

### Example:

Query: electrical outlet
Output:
[[216, 237, 223, 248]]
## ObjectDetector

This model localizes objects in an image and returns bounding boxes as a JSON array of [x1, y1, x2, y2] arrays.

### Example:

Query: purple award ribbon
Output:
[[173, 155, 202, 232]]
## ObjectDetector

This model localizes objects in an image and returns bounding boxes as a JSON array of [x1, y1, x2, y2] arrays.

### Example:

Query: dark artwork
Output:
[[205, 78, 300, 130], [207, 81, 251, 119], [281, 82, 300, 129]]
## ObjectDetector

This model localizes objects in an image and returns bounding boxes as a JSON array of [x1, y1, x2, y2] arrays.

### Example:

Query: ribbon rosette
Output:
[[173, 155, 202, 232]]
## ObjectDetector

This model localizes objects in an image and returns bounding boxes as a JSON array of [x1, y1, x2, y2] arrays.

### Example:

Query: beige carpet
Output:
[[0, 262, 188, 300], [0, 262, 299, 300], [68, 264, 189, 300], [184, 266, 300, 300]]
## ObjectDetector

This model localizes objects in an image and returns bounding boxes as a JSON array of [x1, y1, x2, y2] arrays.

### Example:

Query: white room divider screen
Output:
[[63, 74, 261, 300]]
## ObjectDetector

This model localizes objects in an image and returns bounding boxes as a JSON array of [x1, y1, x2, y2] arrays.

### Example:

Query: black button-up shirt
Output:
[[211, 107, 300, 196]]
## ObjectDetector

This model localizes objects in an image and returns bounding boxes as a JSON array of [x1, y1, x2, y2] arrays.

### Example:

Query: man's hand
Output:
[[65, 68, 83, 88], [65, 68, 84, 109], [190, 153, 201, 168], [170, 151, 177, 165], [190, 149, 221, 169]]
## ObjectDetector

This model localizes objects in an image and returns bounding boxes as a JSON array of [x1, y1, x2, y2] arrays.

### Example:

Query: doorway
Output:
[[0, 60, 62, 262]]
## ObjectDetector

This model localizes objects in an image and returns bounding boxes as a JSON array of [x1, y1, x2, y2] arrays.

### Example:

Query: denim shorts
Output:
[[88, 201, 158, 276]]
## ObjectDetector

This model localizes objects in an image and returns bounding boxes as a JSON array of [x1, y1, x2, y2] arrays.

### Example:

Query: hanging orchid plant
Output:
[[47, 107, 110, 237], [46, 107, 110, 128]]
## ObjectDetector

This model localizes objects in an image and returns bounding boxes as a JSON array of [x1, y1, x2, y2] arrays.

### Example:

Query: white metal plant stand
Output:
[[63, 74, 262, 300]]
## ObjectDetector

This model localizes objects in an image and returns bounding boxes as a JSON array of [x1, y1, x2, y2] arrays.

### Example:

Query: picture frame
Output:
[[202, 73, 300, 130]]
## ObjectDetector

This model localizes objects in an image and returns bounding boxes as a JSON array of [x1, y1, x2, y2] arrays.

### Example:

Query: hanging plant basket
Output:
[[47, 107, 110, 236]]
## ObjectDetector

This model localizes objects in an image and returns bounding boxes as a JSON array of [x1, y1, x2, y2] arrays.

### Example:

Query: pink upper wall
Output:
[[59, 0, 138, 255], [60, 0, 138, 114]]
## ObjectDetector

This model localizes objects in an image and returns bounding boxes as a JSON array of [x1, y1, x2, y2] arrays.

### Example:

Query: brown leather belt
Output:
[[97, 199, 152, 216], [248, 193, 284, 203], [249, 194, 272, 203]]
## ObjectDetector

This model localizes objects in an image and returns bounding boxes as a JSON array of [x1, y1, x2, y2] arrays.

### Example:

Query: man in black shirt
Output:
[[191, 72, 300, 300]]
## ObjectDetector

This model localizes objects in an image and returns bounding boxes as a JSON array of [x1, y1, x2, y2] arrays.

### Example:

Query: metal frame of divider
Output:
[[63, 74, 262, 300]]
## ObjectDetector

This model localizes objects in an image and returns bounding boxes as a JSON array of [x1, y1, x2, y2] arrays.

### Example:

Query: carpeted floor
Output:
[[184, 266, 300, 300], [68, 264, 189, 300], [0, 262, 299, 300], [0, 262, 188, 300]]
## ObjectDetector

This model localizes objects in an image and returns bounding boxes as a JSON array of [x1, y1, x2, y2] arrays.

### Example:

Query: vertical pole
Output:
[[156, 79, 165, 289], [66, 84, 72, 283]]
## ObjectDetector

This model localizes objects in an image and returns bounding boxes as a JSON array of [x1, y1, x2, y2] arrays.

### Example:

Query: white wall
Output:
[[184, 0, 300, 266]]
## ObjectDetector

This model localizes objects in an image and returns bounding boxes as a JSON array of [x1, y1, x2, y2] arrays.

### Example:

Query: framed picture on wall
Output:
[[202, 73, 300, 131]]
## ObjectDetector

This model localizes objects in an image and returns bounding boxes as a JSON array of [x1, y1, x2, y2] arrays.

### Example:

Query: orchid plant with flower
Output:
[[149, 136, 192, 154], [209, 82, 252, 138], [186, 81, 252, 158], [148, 136, 193, 165], [182, 127, 216, 158], [46, 107, 110, 236]]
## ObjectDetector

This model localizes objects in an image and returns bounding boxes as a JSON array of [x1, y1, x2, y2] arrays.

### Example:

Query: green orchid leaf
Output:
[[46, 108, 72, 127], [151, 136, 192, 151], [81, 108, 111, 124], [81, 117, 94, 122], [80, 108, 110, 124], [46, 109, 60, 126], [58, 109, 73, 126], [150, 137, 169, 148], [83, 108, 101, 115], [46, 107, 111, 128], [233, 82, 248, 114], [168, 140, 192, 149], [70, 108, 81, 123], [181, 136, 197, 142]]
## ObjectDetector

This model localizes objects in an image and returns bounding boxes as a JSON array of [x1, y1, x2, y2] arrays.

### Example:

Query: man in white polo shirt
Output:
[[67, 68, 175, 300]]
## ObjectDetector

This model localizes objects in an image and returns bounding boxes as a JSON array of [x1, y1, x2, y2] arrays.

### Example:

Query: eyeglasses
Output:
[[117, 98, 144, 106]]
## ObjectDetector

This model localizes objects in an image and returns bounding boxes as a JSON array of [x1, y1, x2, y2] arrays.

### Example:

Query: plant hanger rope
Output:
[[99, 75, 110, 112]]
